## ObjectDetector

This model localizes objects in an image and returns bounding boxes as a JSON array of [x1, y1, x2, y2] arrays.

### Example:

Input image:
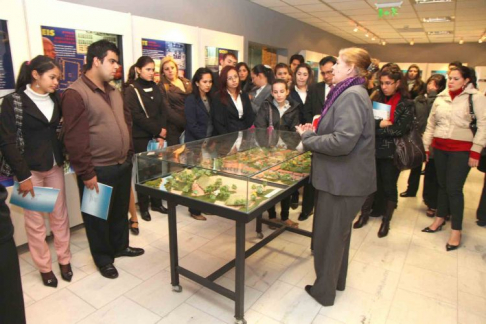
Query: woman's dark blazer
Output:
[[124, 80, 167, 140], [0, 89, 63, 181], [290, 86, 310, 124], [184, 93, 212, 142], [211, 91, 255, 135]]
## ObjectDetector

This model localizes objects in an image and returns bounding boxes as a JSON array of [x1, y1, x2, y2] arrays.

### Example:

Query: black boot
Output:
[[378, 201, 396, 238], [353, 194, 374, 229]]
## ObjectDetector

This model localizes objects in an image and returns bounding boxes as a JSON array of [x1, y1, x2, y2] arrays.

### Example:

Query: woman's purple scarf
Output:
[[317, 76, 365, 128]]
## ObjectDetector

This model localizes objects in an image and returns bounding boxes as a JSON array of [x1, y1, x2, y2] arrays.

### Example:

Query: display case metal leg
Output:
[[168, 200, 180, 289], [256, 214, 264, 239], [235, 221, 246, 323]]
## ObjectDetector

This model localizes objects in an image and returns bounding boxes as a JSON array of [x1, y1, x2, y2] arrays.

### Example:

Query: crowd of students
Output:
[[0, 39, 485, 323]]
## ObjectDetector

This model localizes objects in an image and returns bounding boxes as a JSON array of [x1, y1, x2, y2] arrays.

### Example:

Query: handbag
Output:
[[468, 94, 486, 157], [393, 108, 426, 171], [0, 93, 25, 177]]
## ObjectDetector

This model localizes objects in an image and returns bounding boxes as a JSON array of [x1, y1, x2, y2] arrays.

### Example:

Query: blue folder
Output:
[[10, 182, 60, 213], [81, 183, 113, 220]]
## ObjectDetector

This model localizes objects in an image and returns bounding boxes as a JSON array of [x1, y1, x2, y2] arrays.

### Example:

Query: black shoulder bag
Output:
[[468, 94, 486, 172]]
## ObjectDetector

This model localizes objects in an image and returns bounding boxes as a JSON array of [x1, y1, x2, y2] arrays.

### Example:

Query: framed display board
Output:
[[205, 47, 239, 73], [41, 25, 123, 91], [141, 38, 191, 81], [0, 20, 15, 97], [24, 0, 133, 85], [132, 16, 199, 80]]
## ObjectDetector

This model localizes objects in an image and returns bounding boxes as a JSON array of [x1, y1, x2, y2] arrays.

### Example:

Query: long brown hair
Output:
[[218, 65, 240, 105]]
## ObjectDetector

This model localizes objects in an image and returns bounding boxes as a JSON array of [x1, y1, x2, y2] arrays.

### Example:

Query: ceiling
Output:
[[248, 0, 486, 45]]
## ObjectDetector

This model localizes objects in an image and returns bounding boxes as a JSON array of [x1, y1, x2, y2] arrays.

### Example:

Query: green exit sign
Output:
[[378, 7, 399, 18]]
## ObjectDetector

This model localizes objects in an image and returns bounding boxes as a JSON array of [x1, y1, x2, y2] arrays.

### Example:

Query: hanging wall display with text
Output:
[[141, 38, 191, 82], [205, 47, 238, 73], [41, 25, 123, 91], [0, 20, 15, 98]]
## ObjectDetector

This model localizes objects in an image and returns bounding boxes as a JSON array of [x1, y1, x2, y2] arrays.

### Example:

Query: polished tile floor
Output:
[[18, 168, 486, 324]]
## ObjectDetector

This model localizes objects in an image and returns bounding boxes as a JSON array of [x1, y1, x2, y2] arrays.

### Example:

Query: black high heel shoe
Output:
[[41, 271, 58, 288], [59, 263, 73, 282], [422, 219, 446, 233], [446, 243, 460, 251]]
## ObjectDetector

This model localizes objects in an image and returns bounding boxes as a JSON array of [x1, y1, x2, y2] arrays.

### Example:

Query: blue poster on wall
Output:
[[41, 26, 123, 91], [142, 38, 189, 81], [0, 20, 15, 98]]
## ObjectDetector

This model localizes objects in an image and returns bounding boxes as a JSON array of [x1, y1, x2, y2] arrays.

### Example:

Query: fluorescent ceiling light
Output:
[[375, 1, 403, 9], [415, 0, 452, 4], [422, 17, 453, 23], [427, 31, 452, 35]]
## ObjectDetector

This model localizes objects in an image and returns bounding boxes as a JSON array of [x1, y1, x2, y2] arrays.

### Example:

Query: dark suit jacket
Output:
[[211, 91, 255, 135], [303, 82, 328, 123], [290, 87, 310, 124], [184, 94, 213, 142], [124, 79, 167, 139], [0, 90, 64, 181], [302, 85, 376, 196]]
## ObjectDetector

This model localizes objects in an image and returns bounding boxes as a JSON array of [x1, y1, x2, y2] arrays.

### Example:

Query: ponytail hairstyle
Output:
[[251, 64, 275, 85], [15, 55, 59, 92], [272, 78, 289, 91], [124, 56, 155, 88]]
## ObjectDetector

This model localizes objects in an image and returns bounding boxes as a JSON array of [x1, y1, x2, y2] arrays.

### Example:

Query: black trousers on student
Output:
[[373, 158, 401, 215], [309, 191, 366, 306], [301, 183, 315, 215], [434, 149, 470, 230], [268, 197, 291, 221], [477, 174, 486, 223], [405, 165, 422, 196], [423, 159, 439, 209], [134, 137, 162, 213], [77, 161, 131, 268], [0, 238, 26, 324]]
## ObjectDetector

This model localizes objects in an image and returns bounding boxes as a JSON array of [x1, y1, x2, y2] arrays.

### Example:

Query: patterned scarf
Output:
[[317, 76, 365, 128]]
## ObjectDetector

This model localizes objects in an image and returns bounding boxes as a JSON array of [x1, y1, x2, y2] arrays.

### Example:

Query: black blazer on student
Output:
[[211, 91, 255, 135], [303, 82, 327, 123], [290, 86, 310, 124], [0, 89, 63, 182], [184, 93, 212, 142]]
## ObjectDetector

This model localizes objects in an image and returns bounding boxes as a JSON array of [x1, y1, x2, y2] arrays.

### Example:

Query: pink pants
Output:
[[23, 165, 71, 272]]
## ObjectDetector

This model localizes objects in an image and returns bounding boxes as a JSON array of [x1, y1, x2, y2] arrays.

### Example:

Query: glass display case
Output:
[[136, 129, 311, 214]]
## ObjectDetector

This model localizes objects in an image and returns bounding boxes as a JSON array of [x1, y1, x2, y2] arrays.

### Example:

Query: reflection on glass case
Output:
[[136, 129, 310, 213]]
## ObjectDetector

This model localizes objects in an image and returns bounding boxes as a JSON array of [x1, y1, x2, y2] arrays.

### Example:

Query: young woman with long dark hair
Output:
[[125, 56, 168, 224], [353, 63, 414, 238], [211, 66, 254, 135], [236, 62, 253, 93], [0, 55, 72, 288], [249, 64, 274, 114]]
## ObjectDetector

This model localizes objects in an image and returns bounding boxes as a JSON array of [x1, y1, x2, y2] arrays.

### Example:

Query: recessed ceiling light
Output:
[[375, 1, 403, 9], [422, 16, 453, 23], [365, 33, 369, 37], [353, 26, 359, 32], [415, 0, 452, 4], [382, 40, 387, 45], [427, 31, 452, 35], [371, 36, 376, 41], [479, 39, 483, 43], [410, 39, 415, 45], [459, 38, 464, 44]]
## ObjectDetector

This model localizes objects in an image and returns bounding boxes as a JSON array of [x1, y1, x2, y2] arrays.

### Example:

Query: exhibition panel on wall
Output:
[[198, 27, 244, 73], [132, 15, 199, 80]]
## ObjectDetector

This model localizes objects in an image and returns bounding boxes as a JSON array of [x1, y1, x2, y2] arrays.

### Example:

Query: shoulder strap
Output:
[[130, 84, 149, 118], [11, 93, 25, 154], [469, 94, 475, 119]]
